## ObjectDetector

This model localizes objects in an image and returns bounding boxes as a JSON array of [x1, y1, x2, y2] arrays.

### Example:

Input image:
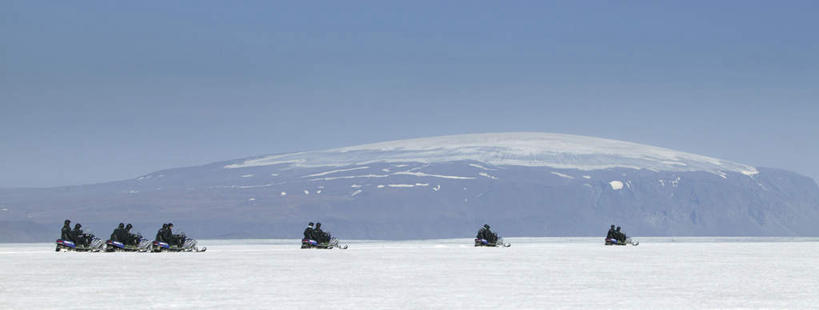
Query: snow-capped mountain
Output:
[[2, 133, 818, 242]]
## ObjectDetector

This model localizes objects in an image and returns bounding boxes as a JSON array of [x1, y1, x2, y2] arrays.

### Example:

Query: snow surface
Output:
[[224, 133, 758, 177], [1, 238, 817, 309]]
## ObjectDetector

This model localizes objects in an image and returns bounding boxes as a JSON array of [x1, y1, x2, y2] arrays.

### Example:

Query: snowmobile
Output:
[[151, 234, 206, 252], [105, 234, 152, 252], [605, 237, 639, 246], [474, 237, 511, 247], [301, 237, 348, 249], [55, 237, 105, 252]]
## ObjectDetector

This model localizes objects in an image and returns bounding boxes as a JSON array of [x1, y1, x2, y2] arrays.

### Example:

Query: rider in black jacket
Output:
[[155, 223, 168, 242], [110, 223, 125, 242], [124, 223, 138, 245], [303, 222, 314, 240], [606, 225, 616, 240], [477, 224, 498, 243], [71, 223, 89, 246], [61, 220, 74, 242], [313, 222, 329, 243]]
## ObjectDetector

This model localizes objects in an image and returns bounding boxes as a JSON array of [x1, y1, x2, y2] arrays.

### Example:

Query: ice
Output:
[[393, 171, 475, 180], [309, 174, 389, 181], [551, 171, 574, 179], [223, 133, 759, 177], [1, 238, 818, 309], [305, 166, 369, 178], [387, 184, 414, 188]]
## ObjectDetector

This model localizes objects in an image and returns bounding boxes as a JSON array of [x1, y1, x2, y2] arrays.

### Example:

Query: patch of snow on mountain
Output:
[[310, 174, 389, 181], [468, 163, 495, 171], [388, 184, 415, 188], [351, 190, 362, 197], [224, 133, 758, 177], [241, 174, 254, 178], [479, 172, 498, 180], [236, 183, 277, 189], [304, 166, 369, 178], [393, 171, 475, 180], [433, 185, 441, 191], [551, 172, 574, 179], [610, 181, 624, 190]]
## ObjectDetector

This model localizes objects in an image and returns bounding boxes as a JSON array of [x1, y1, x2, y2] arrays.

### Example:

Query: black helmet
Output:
[[308, 222, 314, 227], [616, 226, 621, 231], [610, 224, 615, 228], [315, 222, 321, 228], [74, 223, 81, 229], [118, 223, 124, 228], [162, 223, 168, 228], [168, 223, 174, 227], [126, 223, 133, 229], [64, 219, 71, 224], [483, 224, 490, 229]]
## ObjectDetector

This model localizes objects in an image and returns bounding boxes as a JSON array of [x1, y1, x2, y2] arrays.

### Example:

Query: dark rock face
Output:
[[1, 161, 818, 242]]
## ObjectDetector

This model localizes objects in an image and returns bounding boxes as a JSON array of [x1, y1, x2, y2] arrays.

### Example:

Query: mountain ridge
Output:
[[1, 132, 817, 242]]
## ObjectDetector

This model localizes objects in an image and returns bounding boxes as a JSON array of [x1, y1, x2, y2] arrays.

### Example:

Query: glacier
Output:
[[0, 132, 817, 242]]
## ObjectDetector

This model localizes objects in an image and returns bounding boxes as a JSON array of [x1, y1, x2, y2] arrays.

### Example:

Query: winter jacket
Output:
[[61, 224, 74, 241], [313, 228, 327, 242], [71, 227, 85, 243], [110, 228, 124, 242], [162, 227, 174, 243], [606, 228, 616, 239], [155, 228, 165, 242], [303, 227, 314, 240], [477, 228, 495, 241]]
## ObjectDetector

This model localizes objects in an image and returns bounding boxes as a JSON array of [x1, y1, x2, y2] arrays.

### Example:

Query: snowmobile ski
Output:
[[474, 238, 510, 247], [605, 238, 639, 246]]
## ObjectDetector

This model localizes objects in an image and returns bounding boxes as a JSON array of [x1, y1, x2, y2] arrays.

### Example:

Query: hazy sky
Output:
[[2, 1, 818, 188]]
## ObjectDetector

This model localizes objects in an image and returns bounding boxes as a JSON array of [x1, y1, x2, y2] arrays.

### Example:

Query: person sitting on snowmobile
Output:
[[155, 223, 168, 242], [303, 222, 314, 240], [313, 222, 330, 243], [71, 223, 91, 246], [124, 223, 140, 245], [615, 226, 626, 243], [164, 223, 185, 247], [110, 223, 125, 242], [477, 224, 498, 243], [606, 225, 616, 240], [61, 219, 74, 242]]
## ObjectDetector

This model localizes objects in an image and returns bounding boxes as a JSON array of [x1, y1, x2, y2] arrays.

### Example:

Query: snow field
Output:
[[1, 238, 818, 309]]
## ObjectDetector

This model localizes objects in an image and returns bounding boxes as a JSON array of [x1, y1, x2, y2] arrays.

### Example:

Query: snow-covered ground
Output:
[[2, 238, 818, 309]]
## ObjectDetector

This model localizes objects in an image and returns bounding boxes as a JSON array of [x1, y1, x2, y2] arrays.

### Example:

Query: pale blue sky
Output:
[[1, 1, 818, 187]]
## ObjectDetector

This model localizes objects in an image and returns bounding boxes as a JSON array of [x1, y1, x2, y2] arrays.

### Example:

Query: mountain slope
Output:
[[1, 133, 817, 242]]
